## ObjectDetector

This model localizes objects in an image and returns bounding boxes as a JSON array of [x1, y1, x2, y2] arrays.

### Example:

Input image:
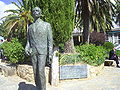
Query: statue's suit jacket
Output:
[[25, 18, 53, 57]]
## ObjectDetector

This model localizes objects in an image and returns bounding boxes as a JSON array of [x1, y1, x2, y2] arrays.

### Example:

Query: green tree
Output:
[[24, 0, 75, 53], [75, 0, 115, 43], [90, 0, 115, 32], [81, 0, 90, 43], [115, 0, 120, 26], [3, 0, 33, 39], [2, 0, 75, 53], [0, 22, 5, 36]]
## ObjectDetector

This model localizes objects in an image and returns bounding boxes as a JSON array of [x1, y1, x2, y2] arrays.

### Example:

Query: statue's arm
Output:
[[25, 30, 31, 56], [47, 23, 53, 58]]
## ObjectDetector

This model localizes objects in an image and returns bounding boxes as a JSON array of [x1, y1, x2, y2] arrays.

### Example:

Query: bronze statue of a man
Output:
[[25, 7, 53, 90]]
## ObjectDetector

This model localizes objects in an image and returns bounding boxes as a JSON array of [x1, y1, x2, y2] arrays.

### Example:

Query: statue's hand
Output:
[[25, 47, 32, 56], [49, 55, 53, 61], [46, 55, 53, 67], [25, 49, 30, 56]]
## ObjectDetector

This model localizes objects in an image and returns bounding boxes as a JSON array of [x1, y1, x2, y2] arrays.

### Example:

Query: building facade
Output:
[[106, 28, 120, 45]]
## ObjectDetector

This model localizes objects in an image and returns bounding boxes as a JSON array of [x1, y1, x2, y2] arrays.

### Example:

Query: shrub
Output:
[[116, 50, 120, 57], [0, 38, 25, 63], [102, 42, 114, 58], [59, 44, 106, 66], [59, 53, 82, 65], [75, 44, 106, 66], [103, 42, 114, 51]]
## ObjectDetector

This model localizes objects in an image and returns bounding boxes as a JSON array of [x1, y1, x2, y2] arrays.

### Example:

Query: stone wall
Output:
[[0, 62, 104, 86], [87, 64, 104, 78], [0, 63, 16, 77], [16, 65, 50, 83], [17, 65, 34, 82]]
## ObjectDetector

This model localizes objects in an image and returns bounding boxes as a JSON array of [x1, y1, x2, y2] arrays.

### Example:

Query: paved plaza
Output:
[[0, 66, 120, 90]]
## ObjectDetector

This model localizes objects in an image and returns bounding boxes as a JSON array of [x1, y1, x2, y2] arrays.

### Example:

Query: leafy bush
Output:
[[75, 44, 106, 66], [0, 38, 25, 63], [59, 43, 64, 53], [103, 42, 114, 58], [59, 44, 106, 66], [59, 53, 82, 65], [116, 50, 120, 57], [103, 42, 114, 51]]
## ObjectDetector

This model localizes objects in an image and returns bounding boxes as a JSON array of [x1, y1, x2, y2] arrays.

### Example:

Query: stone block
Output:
[[17, 65, 34, 82], [17, 65, 50, 83], [0, 63, 16, 77], [87, 64, 104, 77]]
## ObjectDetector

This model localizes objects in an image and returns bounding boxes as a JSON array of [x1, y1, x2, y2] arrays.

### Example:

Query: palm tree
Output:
[[115, 0, 120, 27], [2, 0, 33, 38], [81, 0, 90, 43], [75, 0, 115, 43], [0, 22, 5, 36], [90, 0, 115, 32]]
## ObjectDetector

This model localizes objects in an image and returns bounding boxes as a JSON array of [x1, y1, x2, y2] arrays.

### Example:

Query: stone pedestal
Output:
[[51, 50, 59, 86]]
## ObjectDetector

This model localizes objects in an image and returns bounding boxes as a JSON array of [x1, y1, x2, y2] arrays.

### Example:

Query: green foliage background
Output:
[[59, 54, 82, 65], [60, 44, 106, 66], [116, 50, 120, 57], [103, 42, 114, 51], [0, 38, 25, 63], [103, 42, 114, 58], [22, 0, 75, 45], [75, 44, 106, 66], [59, 43, 120, 66]]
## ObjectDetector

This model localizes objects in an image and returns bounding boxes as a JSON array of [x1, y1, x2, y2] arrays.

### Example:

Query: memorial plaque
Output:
[[59, 65, 87, 80]]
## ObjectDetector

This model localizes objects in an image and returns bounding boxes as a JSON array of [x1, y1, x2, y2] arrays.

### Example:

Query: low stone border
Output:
[[17, 65, 50, 83], [87, 64, 104, 78], [0, 60, 104, 87], [0, 63, 16, 77], [0, 63, 50, 83], [17, 65, 34, 82], [16, 63, 104, 84]]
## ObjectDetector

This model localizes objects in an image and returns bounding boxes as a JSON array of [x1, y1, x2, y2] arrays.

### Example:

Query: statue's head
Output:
[[32, 7, 42, 19]]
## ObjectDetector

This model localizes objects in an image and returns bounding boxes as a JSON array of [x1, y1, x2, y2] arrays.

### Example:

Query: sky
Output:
[[0, 0, 18, 23], [0, 0, 18, 4]]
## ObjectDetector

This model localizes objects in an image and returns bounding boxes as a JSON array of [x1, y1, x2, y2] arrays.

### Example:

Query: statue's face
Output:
[[32, 7, 41, 18]]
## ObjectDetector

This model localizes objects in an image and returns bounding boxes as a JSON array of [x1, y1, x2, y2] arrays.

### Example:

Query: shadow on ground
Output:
[[18, 82, 36, 90]]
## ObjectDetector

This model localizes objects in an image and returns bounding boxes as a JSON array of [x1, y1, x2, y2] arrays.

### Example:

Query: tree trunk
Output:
[[64, 36, 75, 53], [81, 0, 90, 44]]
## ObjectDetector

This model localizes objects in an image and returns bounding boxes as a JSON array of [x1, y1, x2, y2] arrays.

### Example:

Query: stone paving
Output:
[[0, 66, 120, 90]]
